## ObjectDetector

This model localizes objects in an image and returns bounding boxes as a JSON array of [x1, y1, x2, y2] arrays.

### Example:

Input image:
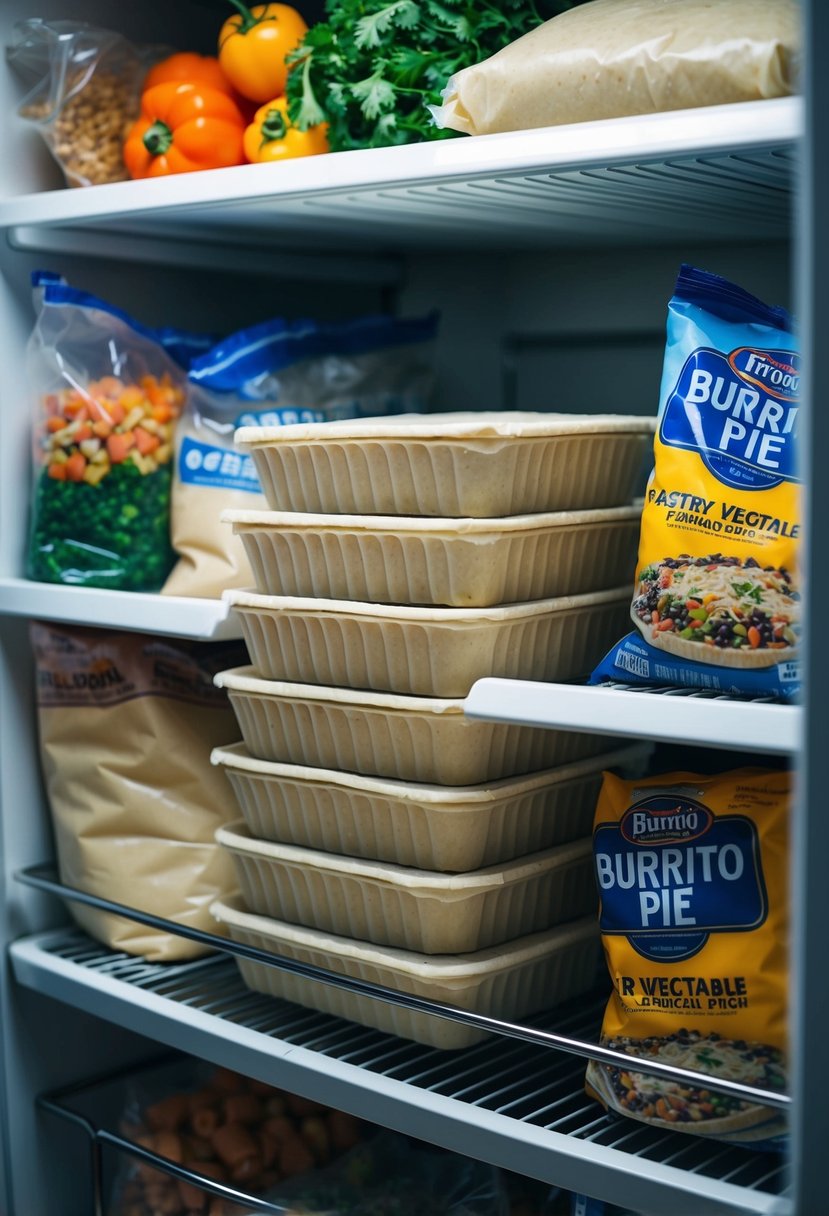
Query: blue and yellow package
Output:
[[590, 265, 800, 699]]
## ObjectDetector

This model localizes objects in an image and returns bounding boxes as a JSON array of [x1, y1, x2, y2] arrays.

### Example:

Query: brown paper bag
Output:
[[32, 622, 246, 961]]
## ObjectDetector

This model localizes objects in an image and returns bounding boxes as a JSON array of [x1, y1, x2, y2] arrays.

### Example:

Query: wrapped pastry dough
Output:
[[432, 0, 800, 137]]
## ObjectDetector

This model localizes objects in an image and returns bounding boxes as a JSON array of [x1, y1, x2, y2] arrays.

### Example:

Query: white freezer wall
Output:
[[0, 2, 801, 1215], [0, 242, 793, 1216], [400, 242, 790, 415]]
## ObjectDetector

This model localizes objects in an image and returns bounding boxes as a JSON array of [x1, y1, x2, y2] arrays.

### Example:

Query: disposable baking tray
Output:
[[224, 586, 630, 697], [216, 821, 595, 954], [222, 505, 642, 607], [211, 742, 649, 872], [234, 411, 654, 517], [211, 895, 601, 1049], [213, 667, 617, 786]]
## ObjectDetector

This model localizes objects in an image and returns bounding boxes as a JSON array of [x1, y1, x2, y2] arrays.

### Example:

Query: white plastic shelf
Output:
[[10, 929, 789, 1216], [464, 679, 800, 755], [0, 578, 241, 641], [0, 98, 800, 254]]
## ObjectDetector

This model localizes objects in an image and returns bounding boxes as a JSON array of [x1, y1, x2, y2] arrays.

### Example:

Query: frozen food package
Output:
[[30, 270, 217, 370], [31, 622, 247, 961], [432, 0, 800, 138], [26, 277, 186, 591], [586, 767, 790, 1149], [106, 1055, 370, 1216], [161, 311, 439, 599], [6, 19, 153, 187], [256, 1129, 507, 1215], [590, 264, 800, 699]]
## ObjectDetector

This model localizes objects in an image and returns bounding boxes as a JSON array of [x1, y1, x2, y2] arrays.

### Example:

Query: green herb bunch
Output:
[[286, 0, 577, 152]]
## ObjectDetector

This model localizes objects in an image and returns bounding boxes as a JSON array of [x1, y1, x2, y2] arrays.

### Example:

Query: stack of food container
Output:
[[210, 412, 653, 1049]]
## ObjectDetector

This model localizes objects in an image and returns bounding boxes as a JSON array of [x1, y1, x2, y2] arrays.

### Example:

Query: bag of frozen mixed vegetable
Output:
[[162, 310, 439, 599], [590, 264, 801, 699], [587, 767, 790, 1149], [26, 277, 185, 592]]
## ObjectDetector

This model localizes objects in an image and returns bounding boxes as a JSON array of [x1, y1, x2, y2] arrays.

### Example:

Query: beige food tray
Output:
[[211, 742, 648, 872], [214, 667, 617, 785], [211, 895, 601, 1049], [217, 822, 595, 954], [234, 411, 654, 517], [222, 505, 641, 607], [224, 586, 630, 697]]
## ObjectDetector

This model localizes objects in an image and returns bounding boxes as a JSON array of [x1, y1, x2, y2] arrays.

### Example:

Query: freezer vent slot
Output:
[[288, 151, 793, 248], [41, 929, 788, 1201]]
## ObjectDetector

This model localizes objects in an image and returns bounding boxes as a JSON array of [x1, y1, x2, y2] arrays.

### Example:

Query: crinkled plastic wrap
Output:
[[6, 19, 153, 186], [431, 0, 800, 138], [26, 277, 185, 592], [249, 1129, 508, 1215], [161, 312, 439, 600], [32, 622, 246, 962]]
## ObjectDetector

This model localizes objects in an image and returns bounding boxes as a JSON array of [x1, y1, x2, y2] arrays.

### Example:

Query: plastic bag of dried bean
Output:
[[6, 19, 158, 188]]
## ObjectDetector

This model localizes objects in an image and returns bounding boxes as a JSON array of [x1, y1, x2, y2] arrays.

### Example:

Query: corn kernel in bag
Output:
[[590, 265, 800, 699], [586, 767, 789, 1148]]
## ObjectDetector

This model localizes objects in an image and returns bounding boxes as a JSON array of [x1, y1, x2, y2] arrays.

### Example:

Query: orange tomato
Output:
[[218, 2, 308, 102], [123, 82, 245, 178], [243, 96, 328, 163], [143, 51, 235, 96]]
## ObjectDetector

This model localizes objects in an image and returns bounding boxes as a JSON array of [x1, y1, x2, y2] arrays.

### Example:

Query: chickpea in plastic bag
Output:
[[6, 19, 153, 187]]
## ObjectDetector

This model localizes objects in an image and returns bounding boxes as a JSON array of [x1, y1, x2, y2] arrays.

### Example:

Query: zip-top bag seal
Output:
[[162, 311, 439, 599], [590, 265, 800, 699]]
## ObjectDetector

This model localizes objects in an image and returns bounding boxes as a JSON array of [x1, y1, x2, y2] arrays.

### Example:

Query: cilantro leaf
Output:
[[286, 0, 586, 151], [352, 72, 398, 120], [355, 1, 421, 50]]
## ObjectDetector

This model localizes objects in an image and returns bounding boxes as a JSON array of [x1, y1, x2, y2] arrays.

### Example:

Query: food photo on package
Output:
[[591, 264, 800, 700], [586, 766, 790, 1150]]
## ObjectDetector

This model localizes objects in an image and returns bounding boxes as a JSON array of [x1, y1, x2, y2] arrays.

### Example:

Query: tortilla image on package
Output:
[[631, 553, 799, 669], [591, 264, 801, 699], [586, 768, 790, 1149]]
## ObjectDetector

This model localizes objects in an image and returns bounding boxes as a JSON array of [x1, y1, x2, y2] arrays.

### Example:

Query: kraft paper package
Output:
[[587, 768, 790, 1149], [591, 264, 800, 700], [161, 311, 439, 600], [431, 0, 799, 138], [32, 622, 247, 962]]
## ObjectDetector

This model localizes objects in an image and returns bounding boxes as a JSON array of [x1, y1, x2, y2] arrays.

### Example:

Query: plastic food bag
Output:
[[30, 270, 218, 371], [26, 278, 186, 591], [161, 311, 439, 599], [432, 0, 800, 138], [586, 767, 790, 1149], [253, 1129, 507, 1215], [32, 622, 246, 962], [107, 1057, 369, 1216], [6, 19, 153, 187], [590, 265, 800, 700]]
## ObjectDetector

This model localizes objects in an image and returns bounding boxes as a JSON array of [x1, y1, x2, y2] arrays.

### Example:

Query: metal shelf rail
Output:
[[11, 865, 787, 1216], [14, 927, 788, 1216], [464, 680, 800, 754]]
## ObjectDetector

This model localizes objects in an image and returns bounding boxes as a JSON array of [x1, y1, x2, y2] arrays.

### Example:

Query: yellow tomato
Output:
[[243, 97, 328, 163], [219, 2, 308, 103]]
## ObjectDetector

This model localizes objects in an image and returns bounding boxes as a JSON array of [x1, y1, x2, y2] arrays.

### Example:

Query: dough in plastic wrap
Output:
[[432, 0, 800, 138]]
